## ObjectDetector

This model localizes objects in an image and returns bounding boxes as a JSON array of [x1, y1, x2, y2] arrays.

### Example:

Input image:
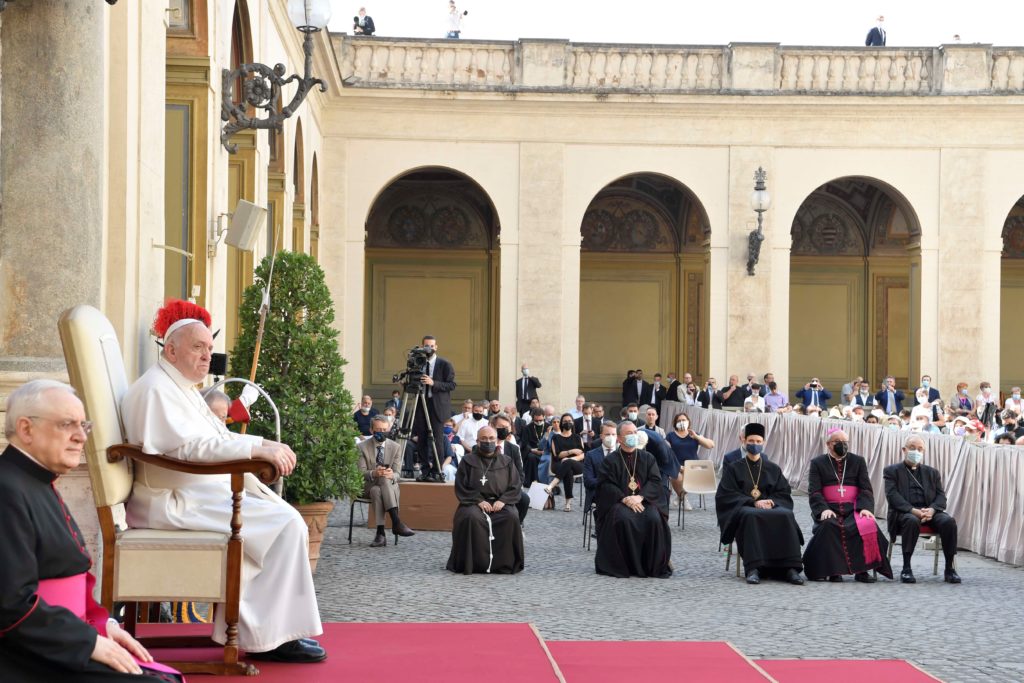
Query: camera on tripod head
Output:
[[391, 345, 432, 390]]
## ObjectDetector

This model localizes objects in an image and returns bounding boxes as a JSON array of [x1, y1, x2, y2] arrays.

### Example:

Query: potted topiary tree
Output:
[[230, 250, 362, 572]]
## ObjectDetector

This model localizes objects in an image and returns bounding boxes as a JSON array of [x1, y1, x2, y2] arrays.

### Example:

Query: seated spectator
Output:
[[886, 415, 903, 430], [381, 405, 397, 428], [544, 413, 586, 511], [764, 382, 788, 412], [666, 412, 715, 509], [1004, 387, 1024, 415], [791, 404, 805, 415], [441, 442, 465, 482], [805, 404, 824, 418], [950, 382, 973, 416], [503, 404, 526, 441], [716, 422, 805, 585], [574, 402, 598, 449], [583, 422, 618, 517], [594, 422, 672, 578], [456, 401, 488, 449], [569, 395, 586, 420], [643, 407, 665, 437], [353, 394, 379, 435], [947, 415, 969, 438], [446, 427, 524, 574], [384, 389, 402, 411], [592, 403, 609, 423], [996, 432, 1018, 445], [676, 380, 700, 406], [884, 436, 961, 584], [913, 387, 944, 424], [907, 407, 940, 433], [0, 380, 184, 681], [356, 416, 415, 547], [623, 403, 642, 426], [976, 382, 999, 427], [993, 411, 1024, 442], [795, 378, 832, 410], [519, 408, 546, 487], [487, 398, 501, 417], [864, 412, 880, 425], [492, 414, 530, 527], [850, 405, 866, 422], [452, 399, 475, 426], [743, 385, 766, 413]]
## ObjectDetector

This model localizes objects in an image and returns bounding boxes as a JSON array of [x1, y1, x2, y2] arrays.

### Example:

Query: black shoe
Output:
[[785, 568, 805, 585], [300, 638, 319, 647], [900, 569, 917, 584], [247, 639, 327, 663], [854, 572, 877, 583], [944, 569, 962, 584], [828, 575, 844, 582], [369, 533, 387, 548], [393, 522, 416, 537], [745, 569, 761, 584]]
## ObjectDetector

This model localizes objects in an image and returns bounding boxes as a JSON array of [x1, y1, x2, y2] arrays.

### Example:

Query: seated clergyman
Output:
[[883, 436, 961, 584], [715, 423, 805, 585], [802, 429, 893, 582], [0, 380, 183, 682], [446, 426, 524, 574], [593, 421, 672, 579]]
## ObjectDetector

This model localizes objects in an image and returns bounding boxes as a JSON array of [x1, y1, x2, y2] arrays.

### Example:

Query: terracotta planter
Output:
[[293, 501, 335, 573]]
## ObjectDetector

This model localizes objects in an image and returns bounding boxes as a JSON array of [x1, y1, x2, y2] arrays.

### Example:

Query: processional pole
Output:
[[240, 222, 281, 435]]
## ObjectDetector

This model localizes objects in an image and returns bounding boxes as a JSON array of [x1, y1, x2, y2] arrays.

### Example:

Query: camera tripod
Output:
[[393, 381, 444, 483]]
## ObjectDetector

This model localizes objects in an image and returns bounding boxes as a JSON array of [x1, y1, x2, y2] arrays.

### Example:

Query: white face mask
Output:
[[627, 411, 638, 421], [906, 450, 923, 464], [522, 368, 529, 376], [602, 435, 617, 450], [676, 421, 688, 431]]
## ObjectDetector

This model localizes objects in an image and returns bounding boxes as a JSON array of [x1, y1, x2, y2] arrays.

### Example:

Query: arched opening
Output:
[[1001, 195, 1024, 393], [267, 91, 286, 255], [292, 118, 306, 252], [310, 154, 320, 262], [578, 173, 711, 405], [224, 0, 256, 353], [789, 177, 921, 395], [364, 167, 501, 400]]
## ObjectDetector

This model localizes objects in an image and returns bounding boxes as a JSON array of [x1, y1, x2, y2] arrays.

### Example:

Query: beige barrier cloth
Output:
[[659, 401, 1024, 566]]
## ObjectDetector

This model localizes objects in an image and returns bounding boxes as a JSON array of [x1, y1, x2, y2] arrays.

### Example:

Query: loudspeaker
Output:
[[210, 353, 228, 377], [225, 200, 266, 252]]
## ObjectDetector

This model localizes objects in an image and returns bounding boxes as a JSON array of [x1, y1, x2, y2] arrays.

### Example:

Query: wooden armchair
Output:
[[58, 304, 278, 676]]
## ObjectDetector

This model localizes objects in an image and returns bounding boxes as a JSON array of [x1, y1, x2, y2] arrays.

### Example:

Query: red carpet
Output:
[[756, 659, 942, 682], [547, 640, 772, 682], [147, 622, 562, 682]]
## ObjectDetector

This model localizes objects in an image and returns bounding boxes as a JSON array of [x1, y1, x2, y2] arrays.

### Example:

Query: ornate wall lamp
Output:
[[747, 167, 770, 276], [221, 0, 331, 153], [0, 0, 117, 9]]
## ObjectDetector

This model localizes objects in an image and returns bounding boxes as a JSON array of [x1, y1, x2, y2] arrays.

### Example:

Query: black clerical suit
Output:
[[519, 420, 547, 487], [883, 462, 958, 567], [594, 447, 672, 578], [0, 446, 182, 682], [412, 354, 456, 474], [716, 454, 803, 576], [574, 414, 599, 449], [515, 375, 542, 415]]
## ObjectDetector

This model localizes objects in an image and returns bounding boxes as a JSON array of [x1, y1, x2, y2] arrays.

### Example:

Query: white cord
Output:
[[483, 508, 495, 574]]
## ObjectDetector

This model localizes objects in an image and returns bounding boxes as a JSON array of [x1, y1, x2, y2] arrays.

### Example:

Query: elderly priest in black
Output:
[[884, 435, 961, 584], [594, 421, 672, 578], [716, 423, 805, 585], [803, 429, 893, 582], [0, 380, 182, 682], [446, 426, 524, 574]]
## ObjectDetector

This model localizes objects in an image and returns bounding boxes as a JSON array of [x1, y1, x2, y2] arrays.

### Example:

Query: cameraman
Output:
[[795, 376, 832, 410], [411, 335, 456, 481]]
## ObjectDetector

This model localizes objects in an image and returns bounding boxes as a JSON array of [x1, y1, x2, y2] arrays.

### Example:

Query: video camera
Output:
[[392, 345, 432, 390]]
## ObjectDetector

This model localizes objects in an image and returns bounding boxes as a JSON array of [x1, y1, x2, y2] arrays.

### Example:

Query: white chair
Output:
[[678, 459, 718, 528], [59, 305, 279, 676]]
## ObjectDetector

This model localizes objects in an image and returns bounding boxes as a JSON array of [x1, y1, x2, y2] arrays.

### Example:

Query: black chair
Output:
[[348, 496, 400, 545], [582, 502, 596, 551]]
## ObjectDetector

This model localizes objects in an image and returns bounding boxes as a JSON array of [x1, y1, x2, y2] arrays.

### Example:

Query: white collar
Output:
[[158, 356, 200, 390]]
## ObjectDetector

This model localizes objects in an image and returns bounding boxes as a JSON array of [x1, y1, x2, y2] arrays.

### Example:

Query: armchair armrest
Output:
[[107, 443, 280, 485]]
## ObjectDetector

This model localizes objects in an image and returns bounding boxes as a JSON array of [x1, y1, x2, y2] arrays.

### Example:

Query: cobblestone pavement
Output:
[[314, 492, 1024, 682]]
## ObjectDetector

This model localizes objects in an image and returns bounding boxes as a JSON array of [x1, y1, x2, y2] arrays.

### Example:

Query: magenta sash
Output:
[[37, 573, 183, 679], [822, 485, 882, 566]]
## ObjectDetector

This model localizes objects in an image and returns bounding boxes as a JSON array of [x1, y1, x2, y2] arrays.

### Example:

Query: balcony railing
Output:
[[332, 36, 1024, 96]]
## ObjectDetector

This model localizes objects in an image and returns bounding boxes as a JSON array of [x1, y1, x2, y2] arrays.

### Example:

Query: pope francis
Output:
[[121, 300, 325, 664]]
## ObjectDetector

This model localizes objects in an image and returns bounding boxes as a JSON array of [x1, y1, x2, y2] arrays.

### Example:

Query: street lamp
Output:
[[747, 166, 770, 276], [220, 0, 331, 153]]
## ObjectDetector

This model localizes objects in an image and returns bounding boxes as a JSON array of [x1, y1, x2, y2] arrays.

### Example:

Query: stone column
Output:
[[516, 142, 578, 410], [0, 1, 106, 373]]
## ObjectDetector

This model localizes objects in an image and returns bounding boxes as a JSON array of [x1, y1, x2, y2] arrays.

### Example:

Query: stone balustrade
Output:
[[333, 35, 1024, 96]]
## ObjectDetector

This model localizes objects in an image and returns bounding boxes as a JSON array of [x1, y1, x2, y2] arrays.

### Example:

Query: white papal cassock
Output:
[[121, 356, 323, 652]]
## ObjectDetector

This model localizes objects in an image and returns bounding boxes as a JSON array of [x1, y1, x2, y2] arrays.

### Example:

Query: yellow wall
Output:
[[1002, 261, 1024, 389]]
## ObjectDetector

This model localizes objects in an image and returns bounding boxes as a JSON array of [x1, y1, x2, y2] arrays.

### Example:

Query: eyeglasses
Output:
[[28, 416, 93, 435]]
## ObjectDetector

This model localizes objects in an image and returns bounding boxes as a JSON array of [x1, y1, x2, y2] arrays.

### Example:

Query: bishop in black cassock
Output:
[[0, 381, 181, 682], [594, 423, 672, 578], [715, 423, 804, 584], [802, 430, 893, 582], [446, 428, 524, 575]]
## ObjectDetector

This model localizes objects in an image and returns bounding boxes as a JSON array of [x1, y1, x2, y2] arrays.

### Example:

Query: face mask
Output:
[[473, 413, 484, 421], [560, 421, 572, 430], [495, 427, 510, 440], [922, 380, 930, 389], [960, 388, 968, 396], [544, 416, 554, 425], [983, 388, 992, 395], [478, 441, 496, 455], [1014, 394, 1021, 401], [602, 435, 617, 450], [676, 421, 688, 431], [832, 441, 849, 457], [443, 426, 454, 435], [860, 389, 869, 396], [522, 368, 529, 376], [424, 348, 435, 357], [624, 434, 639, 448], [385, 415, 394, 424], [1006, 423, 1017, 431], [627, 411, 638, 421], [888, 424, 900, 431], [372, 432, 387, 443], [745, 443, 763, 456], [906, 450, 923, 464], [360, 407, 370, 414], [954, 426, 966, 436]]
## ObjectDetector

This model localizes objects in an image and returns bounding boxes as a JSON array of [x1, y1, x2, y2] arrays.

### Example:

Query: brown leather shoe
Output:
[[369, 532, 387, 547], [393, 522, 416, 537]]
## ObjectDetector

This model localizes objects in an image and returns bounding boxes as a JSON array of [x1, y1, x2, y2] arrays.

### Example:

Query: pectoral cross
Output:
[[838, 484, 845, 496], [480, 475, 488, 486]]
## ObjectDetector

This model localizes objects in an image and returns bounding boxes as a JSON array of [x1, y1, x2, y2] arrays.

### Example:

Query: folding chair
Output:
[[582, 502, 596, 550], [678, 459, 717, 528], [348, 496, 399, 545], [886, 525, 947, 575], [724, 542, 741, 577]]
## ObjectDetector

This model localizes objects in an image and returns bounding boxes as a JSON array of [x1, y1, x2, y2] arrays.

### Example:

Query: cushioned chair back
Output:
[[58, 305, 134, 507]]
